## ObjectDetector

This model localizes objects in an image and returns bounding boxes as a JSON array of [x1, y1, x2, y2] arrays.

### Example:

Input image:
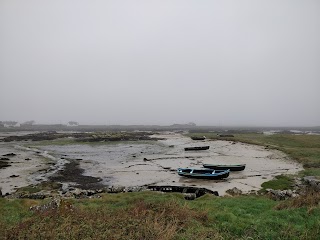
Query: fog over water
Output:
[[1, 0, 319, 126]]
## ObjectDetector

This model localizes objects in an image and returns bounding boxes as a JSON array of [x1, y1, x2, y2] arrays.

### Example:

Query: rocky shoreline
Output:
[[1, 175, 319, 204]]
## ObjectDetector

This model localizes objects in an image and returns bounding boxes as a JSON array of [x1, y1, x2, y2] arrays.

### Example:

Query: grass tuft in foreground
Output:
[[2, 195, 212, 240], [1, 192, 320, 239]]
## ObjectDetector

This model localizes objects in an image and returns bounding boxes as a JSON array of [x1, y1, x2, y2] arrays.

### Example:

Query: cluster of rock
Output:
[[62, 186, 147, 198], [30, 198, 62, 212], [302, 176, 320, 191], [3, 185, 148, 200], [2, 175, 320, 202], [226, 176, 320, 200], [265, 189, 299, 201]]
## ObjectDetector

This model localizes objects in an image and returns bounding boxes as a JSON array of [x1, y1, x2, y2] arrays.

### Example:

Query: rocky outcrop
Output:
[[303, 176, 320, 191], [266, 189, 299, 201], [30, 198, 63, 212], [6, 191, 48, 199], [226, 187, 243, 196]]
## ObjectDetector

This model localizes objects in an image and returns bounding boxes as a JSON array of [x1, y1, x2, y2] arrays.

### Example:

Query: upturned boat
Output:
[[191, 136, 206, 140], [184, 146, 210, 151]]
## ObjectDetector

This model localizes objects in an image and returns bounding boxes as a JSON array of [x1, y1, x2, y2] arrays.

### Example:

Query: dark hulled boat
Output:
[[203, 164, 246, 171], [184, 146, 210, 151], [177, 168, 230, 179], [191, 136, 206, 140]]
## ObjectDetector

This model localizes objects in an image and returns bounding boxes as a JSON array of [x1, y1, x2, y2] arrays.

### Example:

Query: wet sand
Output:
[[0, 132, 303, 195]]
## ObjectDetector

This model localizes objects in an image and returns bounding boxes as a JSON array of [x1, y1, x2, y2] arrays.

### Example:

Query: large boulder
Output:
[[226, 187, 242, 196], [184, 193, 197, 200]]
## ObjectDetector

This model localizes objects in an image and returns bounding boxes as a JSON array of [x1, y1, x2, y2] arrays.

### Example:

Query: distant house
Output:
[[3, 121, 20, 128], [20, 120, 35, 127], [4, 123, 20, 128], [67, 121, 79, 126]]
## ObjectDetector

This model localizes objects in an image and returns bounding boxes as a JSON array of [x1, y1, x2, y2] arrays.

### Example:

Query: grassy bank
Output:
[[1, 191, 320, 239]]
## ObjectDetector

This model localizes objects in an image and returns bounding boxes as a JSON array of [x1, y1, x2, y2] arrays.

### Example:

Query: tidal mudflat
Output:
[[0, 132, 303, 195]]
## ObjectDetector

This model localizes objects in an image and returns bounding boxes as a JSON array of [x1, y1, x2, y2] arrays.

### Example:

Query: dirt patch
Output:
[[49, 159, 105, 190], [0, 159, 11, 169]]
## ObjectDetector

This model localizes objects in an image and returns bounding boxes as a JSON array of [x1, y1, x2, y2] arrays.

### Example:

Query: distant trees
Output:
[[68, 121, 79, 126], [21, 120, 35, 126]]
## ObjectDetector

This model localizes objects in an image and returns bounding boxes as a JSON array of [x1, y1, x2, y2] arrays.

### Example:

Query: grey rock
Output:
[[106, 186, 125, 193], [30, 198, 62, 212], [226, 187, 242, 196], [184, 193, 196, 200]]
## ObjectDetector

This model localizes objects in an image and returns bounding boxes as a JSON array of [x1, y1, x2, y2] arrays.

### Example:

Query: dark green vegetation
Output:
[[261, 175, 295, 190], [1, 191, 320, 239], [1, 131, 157, 143]]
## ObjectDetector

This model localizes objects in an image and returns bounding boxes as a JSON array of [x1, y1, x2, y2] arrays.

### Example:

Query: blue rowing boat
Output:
[[177, 168, 230, 179]]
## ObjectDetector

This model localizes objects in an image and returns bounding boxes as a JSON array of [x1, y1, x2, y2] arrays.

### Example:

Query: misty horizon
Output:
[[1, 1, 319, 127]]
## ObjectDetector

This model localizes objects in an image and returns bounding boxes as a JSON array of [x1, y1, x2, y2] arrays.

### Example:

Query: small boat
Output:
[[184, 146, 210, 151], [177, 168, 230, 179], [203, 164, 246, 171], [191, 136, 206, 140]]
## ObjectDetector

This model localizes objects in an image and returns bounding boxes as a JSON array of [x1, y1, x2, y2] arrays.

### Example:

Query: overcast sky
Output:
[[1, 0, 319, 126]]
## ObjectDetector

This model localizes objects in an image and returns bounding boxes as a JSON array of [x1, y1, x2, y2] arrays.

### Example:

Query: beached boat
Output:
[[177, 168, 230, 179], [203, 164, 246, 171], [184, 146, 210, 151], [191, 136, 206, 140]]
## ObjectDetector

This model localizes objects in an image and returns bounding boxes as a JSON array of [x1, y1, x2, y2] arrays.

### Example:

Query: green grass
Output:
[[261, 175, 295, 190], [1, 192, 320, 239]]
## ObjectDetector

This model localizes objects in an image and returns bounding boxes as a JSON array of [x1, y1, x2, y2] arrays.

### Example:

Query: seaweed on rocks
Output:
[[49, 159, 105, 190]]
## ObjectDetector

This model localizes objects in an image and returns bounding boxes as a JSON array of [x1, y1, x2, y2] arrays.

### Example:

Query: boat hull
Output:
[[191, 137, 206, 140], [177, 168, 230, 179], [203, 164, 246, 171], [184, 146, 210, 151]]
